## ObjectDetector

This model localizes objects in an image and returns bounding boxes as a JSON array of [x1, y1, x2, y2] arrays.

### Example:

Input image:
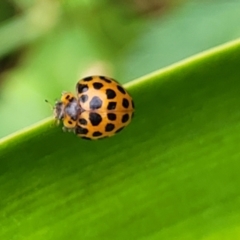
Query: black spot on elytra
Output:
[[79, 94, 88, 103], [107, 102, 117, 110], [122, 114, 129, 123], [92, 131, 103, 137], [132, 100, 135, 109], [89, 112, 102, 126], [83, 76, 93, 81], [115, 127, 124, 133], [105, 123, 115, 132], [89, 96, 102, 110], [68, 120, 73, 125], [117, 85, 126, 94], [93, 82, 103, 89], [66, 94, 70, 100], [106, 89, 116, 99], [75, 126, 88, 135], [77, 83, 88, 93], [99, 76, 112, 83], [107, 113, 117, 121], [79, 118, 87, 125], [122, 98, 129, 108]]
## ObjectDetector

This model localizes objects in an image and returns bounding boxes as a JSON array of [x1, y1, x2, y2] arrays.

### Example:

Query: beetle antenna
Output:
[[45, 99, 54, 109]]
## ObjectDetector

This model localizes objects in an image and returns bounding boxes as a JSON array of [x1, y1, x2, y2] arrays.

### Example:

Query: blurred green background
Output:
[[0, 0, 240, 139]]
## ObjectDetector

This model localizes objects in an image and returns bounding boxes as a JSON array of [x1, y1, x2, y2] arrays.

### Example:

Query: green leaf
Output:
[[1, 38, 240, 239]]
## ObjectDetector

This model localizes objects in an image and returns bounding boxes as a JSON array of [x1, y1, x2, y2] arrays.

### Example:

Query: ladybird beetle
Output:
[[54, 76, 134, 140]]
